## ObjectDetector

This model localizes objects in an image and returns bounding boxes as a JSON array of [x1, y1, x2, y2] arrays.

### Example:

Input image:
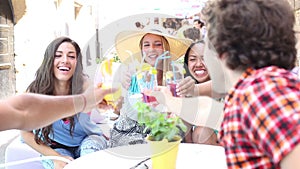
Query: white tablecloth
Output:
[[64, 143, 227, 169]]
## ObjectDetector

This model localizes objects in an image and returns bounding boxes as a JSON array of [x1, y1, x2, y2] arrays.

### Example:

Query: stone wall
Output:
[[287, 0, 300, 64], [293, 1, 300, 64], [0, 0, 15, 99]]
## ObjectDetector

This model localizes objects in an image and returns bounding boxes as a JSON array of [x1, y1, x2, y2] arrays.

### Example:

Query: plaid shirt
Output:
[[220, 66, 300, 169]]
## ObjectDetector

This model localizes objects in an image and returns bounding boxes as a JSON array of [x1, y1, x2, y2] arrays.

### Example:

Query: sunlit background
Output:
[[10, 0, 207, 94], [1, 0, 300, 164], [0, 0, 208, 162]]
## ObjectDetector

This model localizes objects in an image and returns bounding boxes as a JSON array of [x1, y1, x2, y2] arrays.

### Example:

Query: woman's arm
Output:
[[177, 78, 226, 98], [20, 131, 61, 157], [195, 81, 227, 99], [194, 81, 213, 97], [20, 131, 73, 169]]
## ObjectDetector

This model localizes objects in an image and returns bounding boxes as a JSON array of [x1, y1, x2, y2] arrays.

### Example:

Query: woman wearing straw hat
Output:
[[115, 26, 192, 85], [109, 26, 193, 147]]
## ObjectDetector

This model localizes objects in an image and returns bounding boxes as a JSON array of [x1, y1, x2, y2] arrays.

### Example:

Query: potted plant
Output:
[[135, 101, 187, 169]]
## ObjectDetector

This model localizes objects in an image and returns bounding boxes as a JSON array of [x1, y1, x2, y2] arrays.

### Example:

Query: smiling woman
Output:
[[184, 41, 210, 84], [109, 27, 192, 148], [20, 37, 109, 169], [53, 41, 78, 82], [181, 40, 218, 145]]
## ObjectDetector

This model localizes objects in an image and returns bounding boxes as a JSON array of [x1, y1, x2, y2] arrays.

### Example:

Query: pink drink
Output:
[[167, 82, 178, 97], [142, 92, 157, 103]]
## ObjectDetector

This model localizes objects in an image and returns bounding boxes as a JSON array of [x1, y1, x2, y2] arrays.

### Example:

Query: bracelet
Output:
[[80, 94, 87, 112]]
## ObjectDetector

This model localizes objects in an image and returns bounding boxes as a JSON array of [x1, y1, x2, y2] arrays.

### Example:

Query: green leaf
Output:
[[135, 100, 187, 142]]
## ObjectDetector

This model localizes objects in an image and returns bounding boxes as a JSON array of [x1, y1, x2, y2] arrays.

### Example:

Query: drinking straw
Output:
[[154, 51, 170, 69], [126, 50, 135, 64], [140, 51, 147, 68], [126, 50, 141, 94], [125, 50, 137, 72], [129, 74, 140, 94], [151, 51, 170, 86], [135, 51, 170, 92], [171, 61, 177, 82]]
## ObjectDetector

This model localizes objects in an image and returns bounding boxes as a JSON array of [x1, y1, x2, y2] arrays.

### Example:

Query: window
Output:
[[54, 0, 62, 9], [74, 2, 82, 19]]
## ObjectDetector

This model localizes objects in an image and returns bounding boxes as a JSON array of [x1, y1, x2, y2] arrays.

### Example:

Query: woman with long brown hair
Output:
[[21, 37, 108, 169]]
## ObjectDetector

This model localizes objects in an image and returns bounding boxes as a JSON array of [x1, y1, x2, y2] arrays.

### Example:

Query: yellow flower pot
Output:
[[146, 135, 181, 169]]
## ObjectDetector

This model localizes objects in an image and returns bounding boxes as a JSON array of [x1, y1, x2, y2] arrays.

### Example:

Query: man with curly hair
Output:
[[202, 0, 300, 168]]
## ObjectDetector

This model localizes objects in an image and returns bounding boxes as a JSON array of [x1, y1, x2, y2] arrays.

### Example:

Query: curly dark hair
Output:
[[202, 0, 296, 70], [27, 37, 86, 145]]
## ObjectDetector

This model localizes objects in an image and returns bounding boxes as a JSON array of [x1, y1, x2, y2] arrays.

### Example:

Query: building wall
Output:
[[294, 0, 300, 65], [0, 0, 15, 99], [287, 0, 300, 65], [13, 0, 96, 94], [9, 0, 300, 95], [12, 0, 169, 93]]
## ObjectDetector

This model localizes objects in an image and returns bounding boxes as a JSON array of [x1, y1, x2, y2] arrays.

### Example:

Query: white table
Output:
[[64, 143, 227, 169]]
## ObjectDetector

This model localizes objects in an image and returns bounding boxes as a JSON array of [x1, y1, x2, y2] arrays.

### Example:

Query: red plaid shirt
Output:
[[220, 66, 300, 169]]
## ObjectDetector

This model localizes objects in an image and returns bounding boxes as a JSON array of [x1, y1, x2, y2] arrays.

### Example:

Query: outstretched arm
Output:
[[0, 85, 117, 131], [152, 86, 224, 131], [177, 78, 226, 99]]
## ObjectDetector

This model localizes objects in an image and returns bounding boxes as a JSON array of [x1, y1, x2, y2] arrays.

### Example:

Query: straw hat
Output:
[[115, 26, 192, 63]]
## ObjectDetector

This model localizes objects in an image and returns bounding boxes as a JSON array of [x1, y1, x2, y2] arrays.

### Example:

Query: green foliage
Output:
[[175, 56, 184, 64], [96, 57, 104, 64], [112, 51, 121, 63], [96, 48, 120, 64], [135, 101, 187, 142]]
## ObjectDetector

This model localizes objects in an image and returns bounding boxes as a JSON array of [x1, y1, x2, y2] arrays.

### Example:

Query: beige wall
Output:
[[287, 0, 300, 65], [14, 0, 96, 93], [12, 0, 300, 94]]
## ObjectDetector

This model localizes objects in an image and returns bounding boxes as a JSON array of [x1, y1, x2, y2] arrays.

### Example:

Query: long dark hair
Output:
[[184, 40, 205, 84], [27, 37, 86, 144]]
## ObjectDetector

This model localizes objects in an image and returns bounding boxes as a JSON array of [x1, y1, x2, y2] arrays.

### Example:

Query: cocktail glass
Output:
[[136, 68, 158, 106]]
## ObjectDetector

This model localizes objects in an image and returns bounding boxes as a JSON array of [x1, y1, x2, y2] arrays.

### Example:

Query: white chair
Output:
[[4, 136, 44, 169]]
